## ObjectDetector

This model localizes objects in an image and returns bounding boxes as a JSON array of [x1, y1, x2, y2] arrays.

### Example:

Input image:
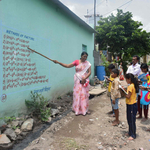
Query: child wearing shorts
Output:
[[110, 68, 121, 126]]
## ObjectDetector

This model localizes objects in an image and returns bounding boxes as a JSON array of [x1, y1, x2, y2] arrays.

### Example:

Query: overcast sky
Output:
[[59, 0, 150, 32]]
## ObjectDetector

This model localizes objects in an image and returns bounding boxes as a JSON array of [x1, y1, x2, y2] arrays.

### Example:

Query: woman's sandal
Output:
[[87, 111, 91, 115]]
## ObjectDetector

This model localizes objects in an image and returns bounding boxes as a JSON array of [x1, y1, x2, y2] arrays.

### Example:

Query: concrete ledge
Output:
[[89, 85, 106, 95]]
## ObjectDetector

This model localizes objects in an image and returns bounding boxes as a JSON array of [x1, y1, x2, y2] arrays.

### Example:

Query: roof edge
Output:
[[51, 0, 97, 33]]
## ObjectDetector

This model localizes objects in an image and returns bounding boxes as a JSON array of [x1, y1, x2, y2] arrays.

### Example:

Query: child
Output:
[[110, 68, 121, 126], [137, 63, 149, 121], [121, 73, 139, 140], [107, 64, 115, 116]]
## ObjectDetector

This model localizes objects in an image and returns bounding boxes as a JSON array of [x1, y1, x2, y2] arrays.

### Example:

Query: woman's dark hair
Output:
[[81, 52, 88, 57], [140, 63, 148, 72], [108, 64, 115, 69], [112, 68, 119, 76], [125, 73, 139, 93]]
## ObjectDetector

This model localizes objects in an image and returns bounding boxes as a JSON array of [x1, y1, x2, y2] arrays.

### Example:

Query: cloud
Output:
[[144, 23, 150, 32], [60, 0, 150, 32], [132, 15, 143, 22], [67, 5, 76, 12]]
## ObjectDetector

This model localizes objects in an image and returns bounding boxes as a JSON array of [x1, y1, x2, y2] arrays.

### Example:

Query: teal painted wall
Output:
[[0, 0, 94, 119]]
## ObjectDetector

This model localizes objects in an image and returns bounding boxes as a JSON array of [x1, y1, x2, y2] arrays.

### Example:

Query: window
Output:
[[82, 44, 87, 52]]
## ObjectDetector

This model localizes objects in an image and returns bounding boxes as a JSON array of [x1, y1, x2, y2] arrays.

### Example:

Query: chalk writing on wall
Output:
[[0, 25, 51, 99]]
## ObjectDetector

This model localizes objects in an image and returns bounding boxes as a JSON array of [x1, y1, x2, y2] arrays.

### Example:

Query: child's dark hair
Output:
[[108, 64, 115, 69], [125, 73, 139, 93], [112, 68, 119, 76], [140, 63, 148, 72]]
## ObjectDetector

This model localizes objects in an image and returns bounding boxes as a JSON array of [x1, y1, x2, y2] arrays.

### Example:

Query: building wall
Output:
[[0, 0, 94, 119]]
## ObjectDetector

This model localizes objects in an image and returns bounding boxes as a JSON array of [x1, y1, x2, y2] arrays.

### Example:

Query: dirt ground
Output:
[[24, 92, 150, 150]]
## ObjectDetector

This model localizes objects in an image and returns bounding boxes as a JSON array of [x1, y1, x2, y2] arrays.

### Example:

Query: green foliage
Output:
[[148, 61, 150, 66], [103, 80, 107, 88], [25, 91, 51, 122], [12, 126, 19, 130], [96, 9, 150, 62], [101, 53, 110, 76], [57, 96, 62, 100], [0, 116, 16, 124]]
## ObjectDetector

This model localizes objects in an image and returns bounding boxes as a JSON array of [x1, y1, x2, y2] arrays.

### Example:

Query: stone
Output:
[[11, 121, 20, 127], [16, 117, 20, 121], [15, 128, 21, 135], [16, 135, 23, 140], [57, 106, 61, 110], [7, 124, 11, 128], [118, 124, 122, 128], [21, 132, 28, 136], [4, 128, 17, 141], [119, 145, 122, 148], [0, 134, 11, 144], [89, 119, 94, 121], [122, 122, 125, 125], [98, 145, 104, 150], [0, 142, 14, 150], [51, 109, 59, 117], [18, 120, 23, 126], [106, 147, 112, 150], [0, 125, 7, 133], [21, 118, 34, 131], [48, 103, 57, 109], [47, 117, 52, 122]]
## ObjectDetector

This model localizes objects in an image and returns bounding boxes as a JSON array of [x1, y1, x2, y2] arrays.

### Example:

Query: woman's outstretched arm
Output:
[[53, 60, 74, 68]]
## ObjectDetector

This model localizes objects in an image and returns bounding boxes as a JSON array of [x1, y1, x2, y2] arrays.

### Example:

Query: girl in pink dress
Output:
[[53, 52, 91, 115]]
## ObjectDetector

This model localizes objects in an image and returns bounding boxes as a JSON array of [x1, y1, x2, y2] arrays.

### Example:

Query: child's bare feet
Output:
[[128, 136, 134, 140], [125, 133, 129, 136], [107, 110, 113, 114], [141, 118, 148, 122], [146, 128, 150, 131], [136, 116, 142, 119], [109, 114, 115, 117], [112, 120, 120, 126]]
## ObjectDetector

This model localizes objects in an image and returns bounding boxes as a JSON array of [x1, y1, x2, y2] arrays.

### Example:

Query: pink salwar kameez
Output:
[[72, 60, 91, 115]]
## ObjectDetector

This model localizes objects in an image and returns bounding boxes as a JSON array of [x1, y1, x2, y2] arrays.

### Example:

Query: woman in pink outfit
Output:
[[53, 52, 91, 115]]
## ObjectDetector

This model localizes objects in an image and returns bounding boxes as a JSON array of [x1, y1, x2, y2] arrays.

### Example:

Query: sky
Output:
[[59, 0, 150, 32]]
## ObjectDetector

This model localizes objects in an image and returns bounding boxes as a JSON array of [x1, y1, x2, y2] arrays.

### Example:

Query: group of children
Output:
[[106, 63, 150, 141]]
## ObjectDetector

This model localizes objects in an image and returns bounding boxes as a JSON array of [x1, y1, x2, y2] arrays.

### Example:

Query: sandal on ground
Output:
[[87, 111, 91, 115]]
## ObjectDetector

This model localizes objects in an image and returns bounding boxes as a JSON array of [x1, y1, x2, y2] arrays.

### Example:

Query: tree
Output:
[[96, 9, 150, 60]]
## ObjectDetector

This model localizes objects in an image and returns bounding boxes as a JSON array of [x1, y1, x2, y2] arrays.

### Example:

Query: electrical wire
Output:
[[102, 0, 133, 16], [88, 0, 106, 13], [89, 0, 133, 21], [124, 0, 133, 10]]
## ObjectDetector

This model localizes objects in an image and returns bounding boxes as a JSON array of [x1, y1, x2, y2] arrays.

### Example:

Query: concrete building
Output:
[[0, 0, 95, 121]]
